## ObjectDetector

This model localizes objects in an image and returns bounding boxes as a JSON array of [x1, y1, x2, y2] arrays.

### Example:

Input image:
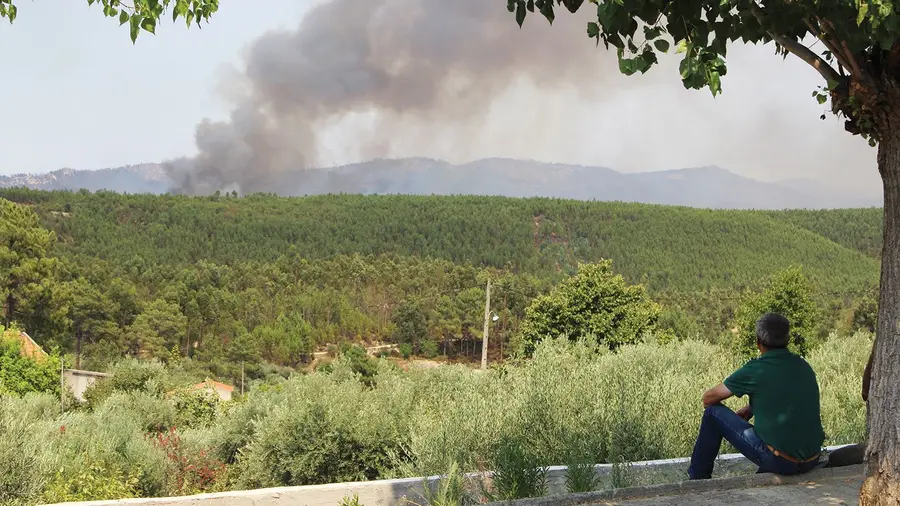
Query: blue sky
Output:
[[0, 1, 883, 195]]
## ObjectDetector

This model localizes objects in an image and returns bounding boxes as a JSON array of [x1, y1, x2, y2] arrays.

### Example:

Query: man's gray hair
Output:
[[755, 313, 791, 349]]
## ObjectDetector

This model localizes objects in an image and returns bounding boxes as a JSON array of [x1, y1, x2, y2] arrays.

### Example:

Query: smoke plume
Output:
[[166, 0, 628, 195]]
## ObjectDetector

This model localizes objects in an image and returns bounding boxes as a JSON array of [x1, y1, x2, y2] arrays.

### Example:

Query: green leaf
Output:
[[119, 10, 129, 25], [587, 21, 600, 39], [185, 9, 194, 28], [816, 93, 828, 105], [129, 13, 141, 43], [653, 39, 670, 52], [539, 0, 554, 23], [7, 4, 15, 23], [708, 70, 722, 97], [644, 26, 662, 40], [857, 1, 869, 25], [140, 15, 156, 34], [516, 0, 526, 27], [617, 49, 638, 75]]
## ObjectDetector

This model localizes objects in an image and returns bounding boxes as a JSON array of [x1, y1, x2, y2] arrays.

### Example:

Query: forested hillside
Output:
[[1, 189, 882, 292], [0, 189, 883, 386]]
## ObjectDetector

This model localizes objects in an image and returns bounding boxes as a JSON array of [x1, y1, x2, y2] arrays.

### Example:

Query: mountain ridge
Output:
[[0, 158, 881, 210]]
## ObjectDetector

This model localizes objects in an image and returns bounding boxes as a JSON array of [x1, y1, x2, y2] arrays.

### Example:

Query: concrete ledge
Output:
[[42, 445, 856, 506], [488, 464, 864, 506]]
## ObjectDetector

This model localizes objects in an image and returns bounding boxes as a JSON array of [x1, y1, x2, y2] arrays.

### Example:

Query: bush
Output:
[[0, 395, 52, 504], [420, 340, 440, 359], [807, 331, 872, 445], [0, 335, 871, 500], [152, 427, 227, 495], [83, 359, 167, 408], [851, 293, 878, 333], [233, 370, 410, 487], [0, 330, 62, 397], [40, 459, 139, 503], [398, 343, 413, 359], [420, 462, 472, 506], [732, 266, 818, 359], [169, 387, 220, 429], [519, 261, 660, 354], [486, 435, 547, 500]]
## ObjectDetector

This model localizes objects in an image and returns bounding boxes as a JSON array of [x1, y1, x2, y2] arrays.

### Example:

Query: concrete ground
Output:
[[503, 465, 864, 506], [603, 470, 863, 505]]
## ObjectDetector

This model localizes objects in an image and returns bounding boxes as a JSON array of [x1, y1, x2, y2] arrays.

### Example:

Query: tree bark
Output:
[[861, 106, 900, 505], [3, 293, 14, 328]]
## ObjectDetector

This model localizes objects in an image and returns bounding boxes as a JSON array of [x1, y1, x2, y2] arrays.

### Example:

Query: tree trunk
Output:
[[75, 329, 82, 369], [3, 293, 14, 328], [861, 121, 900, 505]]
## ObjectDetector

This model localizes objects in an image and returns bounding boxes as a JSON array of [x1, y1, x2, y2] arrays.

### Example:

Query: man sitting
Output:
[[688, 312, 825, 479]]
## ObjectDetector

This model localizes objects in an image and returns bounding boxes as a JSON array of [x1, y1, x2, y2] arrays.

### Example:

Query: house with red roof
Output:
[[193, 379, 234, 401]]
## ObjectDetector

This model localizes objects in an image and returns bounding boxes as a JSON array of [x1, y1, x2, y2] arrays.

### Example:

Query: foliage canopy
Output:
[[511, 0, 900, 145], [519, 260, 661, 352], [0, 0, 218, 43]]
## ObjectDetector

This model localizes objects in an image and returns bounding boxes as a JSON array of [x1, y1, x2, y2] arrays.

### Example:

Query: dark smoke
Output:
[[167, 0, 621, 195]]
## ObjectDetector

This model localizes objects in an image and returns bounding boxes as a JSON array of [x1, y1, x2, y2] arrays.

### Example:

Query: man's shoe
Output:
[[826, 444, 866, 468]]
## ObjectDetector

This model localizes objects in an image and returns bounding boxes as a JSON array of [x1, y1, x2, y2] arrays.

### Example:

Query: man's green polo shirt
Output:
[[724, 348, 825, 460]]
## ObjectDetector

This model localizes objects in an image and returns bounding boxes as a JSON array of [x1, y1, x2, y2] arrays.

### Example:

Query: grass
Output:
[[0, 332, 872, 504]]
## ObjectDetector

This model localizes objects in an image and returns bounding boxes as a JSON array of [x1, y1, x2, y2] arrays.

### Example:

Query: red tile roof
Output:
[[3, 330, 47, 362], [193, 379, 234, 392]]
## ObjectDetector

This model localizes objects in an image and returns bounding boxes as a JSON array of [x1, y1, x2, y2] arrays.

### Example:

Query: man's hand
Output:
[[736, 405, 753, 421], [702, 383, 734, 407]]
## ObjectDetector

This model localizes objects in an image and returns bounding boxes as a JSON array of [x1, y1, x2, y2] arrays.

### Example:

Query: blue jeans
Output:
[[687, 404, 821, 479]]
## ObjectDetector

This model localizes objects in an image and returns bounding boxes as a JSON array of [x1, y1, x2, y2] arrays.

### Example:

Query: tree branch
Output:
[[803, 17, 852, 72], [750, 3, 841, 83], [816, 16, 865, 77]]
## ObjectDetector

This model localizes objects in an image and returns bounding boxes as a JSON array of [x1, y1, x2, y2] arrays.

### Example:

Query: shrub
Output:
[[0, 331, 62, 397], [152, 427, 227, 495], [732, 266, 818, 359], [169, 386, 220, 429], [338, 494, 363, 506], [808, 331, 872, 445], [48, 398, 170, 497], [83, 359, 167, 408], [420, 340, 439, 359], [398, 343, 413, 359], [851, 293, 878, 333], [0, 334, 872, 500], [419, 462, 472, 506], [237, 402, 399, 487], [519, 261, 660, 354], [232, 371, 411, 488], [337, 344, 379, 385], [0, 395, 50, 504], [40, 459, 139, 503], [485, 435, 547, 501]]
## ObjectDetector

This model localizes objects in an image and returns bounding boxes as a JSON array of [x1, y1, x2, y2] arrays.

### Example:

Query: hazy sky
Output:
[[0, 0, 882, 195]]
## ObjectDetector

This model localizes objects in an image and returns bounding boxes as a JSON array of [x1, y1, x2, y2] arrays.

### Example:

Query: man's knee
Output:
[[703, 404, 734, 419]]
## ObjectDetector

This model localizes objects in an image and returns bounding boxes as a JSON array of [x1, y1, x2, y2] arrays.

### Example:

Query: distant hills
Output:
[[0, 158, 881, 210]]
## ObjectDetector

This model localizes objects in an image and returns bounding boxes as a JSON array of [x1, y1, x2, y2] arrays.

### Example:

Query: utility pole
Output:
[[60, 360, 65, 411], [481, 278, 491, 370]]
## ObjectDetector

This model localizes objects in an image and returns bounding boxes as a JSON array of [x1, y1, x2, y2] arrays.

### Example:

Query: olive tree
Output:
[[508, 0, 899, 502], [0, 0, 218, 42]]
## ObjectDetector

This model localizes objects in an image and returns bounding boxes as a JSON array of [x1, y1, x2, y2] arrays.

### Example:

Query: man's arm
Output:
[[702, 383, 734, 407], [863, 340, 875, 402]]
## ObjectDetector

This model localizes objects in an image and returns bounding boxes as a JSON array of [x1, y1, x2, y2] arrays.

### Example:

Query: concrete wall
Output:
[[42, 446, 852, 506], [63, 369, 108, 401]]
